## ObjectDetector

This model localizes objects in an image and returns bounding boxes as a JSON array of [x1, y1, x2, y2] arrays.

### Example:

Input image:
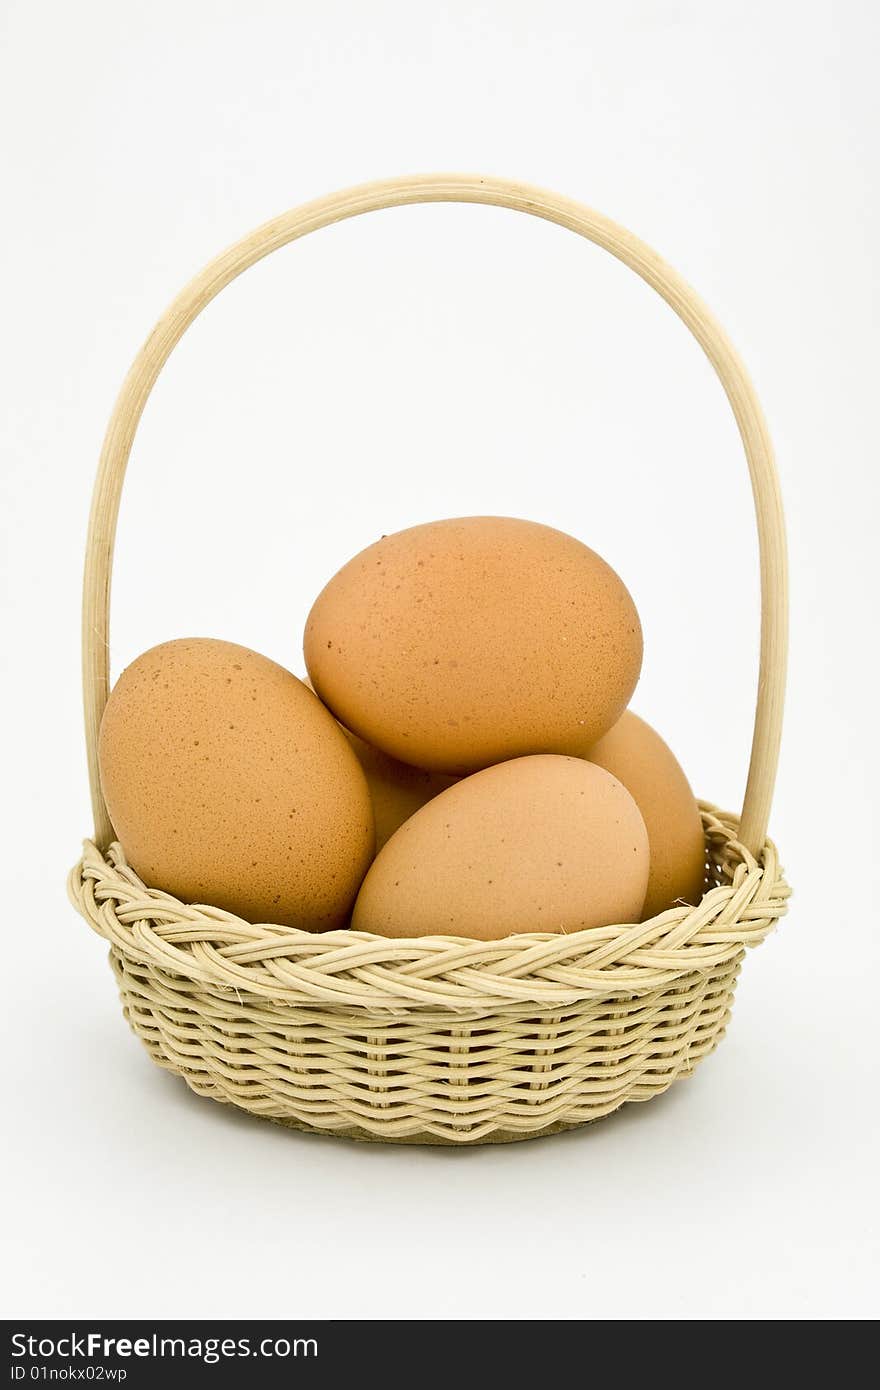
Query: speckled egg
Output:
[[343, 729, 459, 851], [304, 517, 643, 774], [98, 638, 374, 928], [302, 674, 458, 850], [351, 754, 649, 940], [584, 711, 706, 920]]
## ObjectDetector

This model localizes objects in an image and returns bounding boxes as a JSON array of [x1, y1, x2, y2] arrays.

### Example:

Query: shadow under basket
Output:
[[70, 175, 791, 1145], [69, 806, 789, 1145]]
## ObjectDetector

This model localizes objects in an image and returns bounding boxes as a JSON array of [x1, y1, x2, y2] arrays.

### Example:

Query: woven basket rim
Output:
[[69, 801, 790, 1013]]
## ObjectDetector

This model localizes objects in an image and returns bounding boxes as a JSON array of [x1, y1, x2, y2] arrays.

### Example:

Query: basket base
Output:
[[114, 944, 738, 1144], [264, 1111, 600, 1145], [167, 1056, 704, 1145]]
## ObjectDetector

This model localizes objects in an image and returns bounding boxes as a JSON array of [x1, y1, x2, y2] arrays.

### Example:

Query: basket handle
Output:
[[82, 174, 787, 857]]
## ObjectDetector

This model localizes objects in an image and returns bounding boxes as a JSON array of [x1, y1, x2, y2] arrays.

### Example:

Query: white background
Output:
[[2, 0, 878, 1321]]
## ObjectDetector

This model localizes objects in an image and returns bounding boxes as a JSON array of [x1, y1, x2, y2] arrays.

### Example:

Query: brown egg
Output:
[[343, 730, 459, 851], [301, 675, 458, 850], [98, 638, 374, 928], [585, 711, 706, 919], [351, 754, 649, 940], [304, 517, 642, 774]]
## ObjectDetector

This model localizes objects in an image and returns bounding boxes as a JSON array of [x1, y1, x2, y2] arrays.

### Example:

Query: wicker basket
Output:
[[69, 175, 790, 1144]]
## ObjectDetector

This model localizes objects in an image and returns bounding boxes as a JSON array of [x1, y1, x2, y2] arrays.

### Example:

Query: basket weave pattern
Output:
[[69, 806, 789, 1143]]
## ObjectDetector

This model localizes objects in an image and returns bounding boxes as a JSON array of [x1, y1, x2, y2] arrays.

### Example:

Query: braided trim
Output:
[[69, 804, 789, 1011]]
